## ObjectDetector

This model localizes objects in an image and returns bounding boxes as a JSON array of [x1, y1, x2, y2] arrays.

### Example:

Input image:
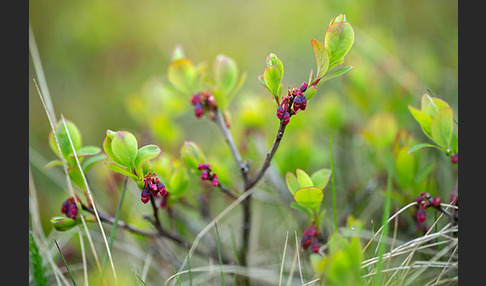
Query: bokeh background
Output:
[[29, 0, 457, 283]]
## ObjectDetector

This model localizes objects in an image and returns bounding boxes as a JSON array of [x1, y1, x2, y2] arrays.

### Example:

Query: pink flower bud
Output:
[[300, 82, 308, 92], [201, 170, 208, 180], [416, 208, 426, 223], [451, 153, 458, 164]]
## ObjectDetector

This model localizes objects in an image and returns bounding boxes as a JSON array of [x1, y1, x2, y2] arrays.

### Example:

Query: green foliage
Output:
[[408, 94, 458, 156], [29, 231, 48, 286], [103, 129, 161, 181], [310, 232, 364, 286], [286, 168, 331, 225], [45, 119, 105, 188], [50, 216, 79, 231]]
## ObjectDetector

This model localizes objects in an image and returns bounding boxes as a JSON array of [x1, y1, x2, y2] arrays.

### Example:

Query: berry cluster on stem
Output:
[[198, 163, 220, 186], [190, 91, 218, 119], [61, 196, 80, 219], [276, 82, 309, 125], [301, 223, 320, 253], [141, 172, 167, 204]]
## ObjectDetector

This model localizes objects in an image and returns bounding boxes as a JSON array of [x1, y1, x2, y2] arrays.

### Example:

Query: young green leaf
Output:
[[310, 169, 331, 190], [103, 131, 125, 166], [168, 166, 189, 198], [311, 39, 330, 80], [180, 141, 205, 170], [134, 144, 161, 169], [213, 54, 239, 94], [290, 201, 314, 217], [167, 58, 196, 94], [49, 119, 82, 160], [324, 21, 354, 70], [408, 105, 433, 138], [68, 145, 101, 158], [110, 131, 138, 167], [105, 162, 139, 181], [286, 172, 301, 195], [265, 53, 284, 77], [263, 65, 282, 98], [430, 107, 454, 149], [317, 66, 353, 85], [294, 186, 324, 211], [420, 94, 450, 116], [296, 169, 313, 188], [407, 143, 444, 154]]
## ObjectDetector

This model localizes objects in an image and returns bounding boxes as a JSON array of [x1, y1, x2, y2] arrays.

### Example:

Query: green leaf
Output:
[[317, 66, 353, 85], [311, 39, 330, 80], [421, 94, 450, 116], [324, 21, 354, 70], [213, 54, 239, 94], [263, 65, 281, 98], [103, 131, 125, 166], [451, 130, 458, 154], [408, 105, 433, 138], [49, 119, 82, 160], [305, 85, 318, 101], [167, 58, 196, 94], [294, 186, 323, 211], [310, 169, 331, 190], [42, 159, 63, 172], [290, 201, 313, 217], [68, 145, 101, 158], [180, 141, 205, 170], [431, 107, 453, 149], [169, 166, 189, 198], [394, 147, 416, 189], [296, 169, 313, 188], [81, 153, 107, 172], [265, 53, 284, 77], [105, 162, 139, 181], [134, 144, 161, 169], [50, 216, 79, 232], [407, 143, 444, 154], [285, 172, 300, 195], [111, 131, 138, 167]]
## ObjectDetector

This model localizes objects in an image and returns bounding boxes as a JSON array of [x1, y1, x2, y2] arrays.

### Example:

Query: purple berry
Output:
[[416, 208, 426, 223], [194, 103, 203, 118], [201, 170, 208, 180], [141, 188, 151, 204], [300, 96, 307, 110], [276, 105, 284, 119], [282, 112, 290, 125], [301, 235, 311, 250], [431, 196, 441, 208], [300, 82, 308, 92], [293, 96, 302, 111]]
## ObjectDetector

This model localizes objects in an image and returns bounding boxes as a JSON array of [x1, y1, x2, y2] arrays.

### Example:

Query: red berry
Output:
[[311, 242, 320, 253], [431, 196, 441, 208], [194, 103, 203, 118], [300, 82, 308, 92], [276, 105, 284, 119], [191, 94, 201, 105], [416, 208, 426, 223], [212, 174, 219, 186], [282, 112, 290, 125], [451, 153, 458, 164], [201, 170, 208, 180], [301, 235, 311, 250]]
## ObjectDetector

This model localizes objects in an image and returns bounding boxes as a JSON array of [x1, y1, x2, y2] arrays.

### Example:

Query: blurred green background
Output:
[[29, 0, 457, 282]]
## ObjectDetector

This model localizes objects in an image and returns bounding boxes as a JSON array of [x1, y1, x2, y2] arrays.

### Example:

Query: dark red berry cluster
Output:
[[190, 91, 218, 119], [276, 82, 308, 125], [141, 172, 167, 204], [61, 196, 79, 219], [198, 163, 220, 186], [415, 192, 441, 225], [301, 224, 320, 253]]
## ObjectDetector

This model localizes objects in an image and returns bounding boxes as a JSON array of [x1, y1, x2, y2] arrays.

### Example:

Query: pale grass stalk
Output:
[[279, 231, 289, 286], [60, 114, 117, 282], [29, 22, 55, 121], [78, 230, 88, 286], [294, 231, 304, 285], [174, 186, 257, 280], [34, 79, 102, 273], [141, 252, 153, 282]]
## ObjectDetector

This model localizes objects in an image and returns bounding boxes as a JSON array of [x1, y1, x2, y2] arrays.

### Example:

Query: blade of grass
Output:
[[55, 239, 77, 286], [34, 79, 102, 274], [98, 176, 128, 283], [215, 223, 225, 286], [329, 132, 337, 230], [78, 229, 88, 286], [294, 231, 304, 285], [278, 231, 289, 286], [60, 114, 118, 282], [373, 170, 393, 285]]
